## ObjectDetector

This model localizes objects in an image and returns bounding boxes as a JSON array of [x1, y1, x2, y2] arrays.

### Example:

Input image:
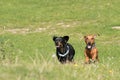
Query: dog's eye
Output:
[[59, 40, 62, 42], [91, 38, 94, 40]]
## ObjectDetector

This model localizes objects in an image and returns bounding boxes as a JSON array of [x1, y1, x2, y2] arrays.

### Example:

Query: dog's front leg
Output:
[[84, 51, 90, 64], [85, 56, 90, 64], [92, 50, 98, 62]]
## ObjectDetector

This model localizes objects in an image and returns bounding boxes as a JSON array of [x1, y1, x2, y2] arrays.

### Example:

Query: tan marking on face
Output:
[[58, 42, 63, 47]]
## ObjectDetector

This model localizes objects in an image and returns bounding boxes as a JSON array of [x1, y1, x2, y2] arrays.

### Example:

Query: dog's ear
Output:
[[53, 36, 57, 41], [63, 36, 69, 42]]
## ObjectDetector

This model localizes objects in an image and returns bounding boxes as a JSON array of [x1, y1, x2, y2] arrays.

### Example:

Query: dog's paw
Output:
[[90, 59, 96, 63], [85, 61, 90, 64]]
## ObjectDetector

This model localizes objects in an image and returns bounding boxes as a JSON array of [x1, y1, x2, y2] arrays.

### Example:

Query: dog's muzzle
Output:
[[86, 42, 92, 49], [55, 42, 62, 48]]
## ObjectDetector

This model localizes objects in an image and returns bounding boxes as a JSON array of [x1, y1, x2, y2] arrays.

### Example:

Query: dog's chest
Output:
[[86, 50, 95, 57], [57, 45, 70, 57]]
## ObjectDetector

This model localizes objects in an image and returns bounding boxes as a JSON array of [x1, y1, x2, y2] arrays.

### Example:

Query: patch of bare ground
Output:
[[56, 22, 71, 28], [56, 21, 80, 28], [3, 28, 47, 34], [5, 28, 29, 34], [32, 28, 47, 33], [112, 26, 120, 30], [102, 40, 120, 45]]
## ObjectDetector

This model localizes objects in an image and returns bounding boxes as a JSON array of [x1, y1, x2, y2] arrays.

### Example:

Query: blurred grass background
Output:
[[0, 0, 120, 80]]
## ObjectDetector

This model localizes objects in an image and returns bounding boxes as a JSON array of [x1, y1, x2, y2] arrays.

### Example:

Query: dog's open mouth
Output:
[[55, 42, 63, 48], [86, 43, 92, 49], [87, 45, 92, 49], [56, 44, 63, 48], [86, 42, 92, 49]]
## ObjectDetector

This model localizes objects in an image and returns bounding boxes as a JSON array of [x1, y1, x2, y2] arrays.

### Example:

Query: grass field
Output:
[[0, 0, 120, 80]]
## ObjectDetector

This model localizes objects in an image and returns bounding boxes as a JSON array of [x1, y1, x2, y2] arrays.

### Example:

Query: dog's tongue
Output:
[[87, 45, 91, 49]]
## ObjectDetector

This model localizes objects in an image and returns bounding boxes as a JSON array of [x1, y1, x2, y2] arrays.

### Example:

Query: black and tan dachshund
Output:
[[53, 36, 75, 63]]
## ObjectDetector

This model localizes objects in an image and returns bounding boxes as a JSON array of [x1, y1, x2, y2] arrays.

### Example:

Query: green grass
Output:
[[0, 0, 120, 80]]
